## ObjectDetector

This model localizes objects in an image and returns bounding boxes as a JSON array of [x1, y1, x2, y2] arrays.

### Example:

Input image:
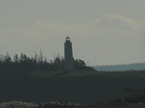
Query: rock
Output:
[[0, 101, 38, 108]]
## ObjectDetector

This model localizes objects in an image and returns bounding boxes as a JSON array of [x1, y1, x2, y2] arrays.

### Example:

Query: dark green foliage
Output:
[[0, 52, 94, 73], [122, 87, 145, 103], [74, 59, 94, 70], [108, 87, 145, 104]]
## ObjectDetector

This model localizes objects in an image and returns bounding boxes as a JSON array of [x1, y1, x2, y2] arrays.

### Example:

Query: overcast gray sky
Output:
[[0, 0, 145, 66]]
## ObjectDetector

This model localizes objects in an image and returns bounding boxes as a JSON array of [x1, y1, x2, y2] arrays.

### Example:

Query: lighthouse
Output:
[[64, 36, 74, 71]]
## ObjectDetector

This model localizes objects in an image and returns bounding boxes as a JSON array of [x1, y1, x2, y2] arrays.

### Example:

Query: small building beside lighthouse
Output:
[[64, 36, 74, 71]]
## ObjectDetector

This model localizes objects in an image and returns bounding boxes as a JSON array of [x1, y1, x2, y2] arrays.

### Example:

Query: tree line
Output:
[[0, 52, 94, 72], [94, 63, 145, 71]]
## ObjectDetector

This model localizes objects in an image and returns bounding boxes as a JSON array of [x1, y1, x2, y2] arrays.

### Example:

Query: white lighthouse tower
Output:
[[64, 36, 74, 71]]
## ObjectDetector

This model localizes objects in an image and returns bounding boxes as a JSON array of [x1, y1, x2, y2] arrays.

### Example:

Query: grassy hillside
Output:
[[0, 70, 145, 104]]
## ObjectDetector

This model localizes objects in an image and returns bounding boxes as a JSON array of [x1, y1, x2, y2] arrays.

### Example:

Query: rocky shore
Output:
[[1, 101, 145, 108], [0, 101, 38, 108]]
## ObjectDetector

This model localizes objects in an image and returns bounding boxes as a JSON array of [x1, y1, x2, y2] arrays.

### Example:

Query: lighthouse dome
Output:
[[65, 36, 71, 42]]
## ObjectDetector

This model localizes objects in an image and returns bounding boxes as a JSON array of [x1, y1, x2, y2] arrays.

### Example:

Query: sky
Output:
[[0, 0, 145, 66]]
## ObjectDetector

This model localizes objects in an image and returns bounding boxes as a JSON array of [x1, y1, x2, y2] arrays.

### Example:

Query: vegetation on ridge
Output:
[[0, 52, 94, 73]]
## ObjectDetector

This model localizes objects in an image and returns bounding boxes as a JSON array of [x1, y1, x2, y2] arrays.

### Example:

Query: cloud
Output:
[[0, 13, 143, 47], [91, 13, 140, 30], [26, 21, 90, 38], [0, 28, 43, 43], [0, 21, 90, 43], [0, 13, 142, 42]]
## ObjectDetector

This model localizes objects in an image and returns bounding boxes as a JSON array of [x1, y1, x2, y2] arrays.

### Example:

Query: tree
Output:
[[13, 54, 19, 62]]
